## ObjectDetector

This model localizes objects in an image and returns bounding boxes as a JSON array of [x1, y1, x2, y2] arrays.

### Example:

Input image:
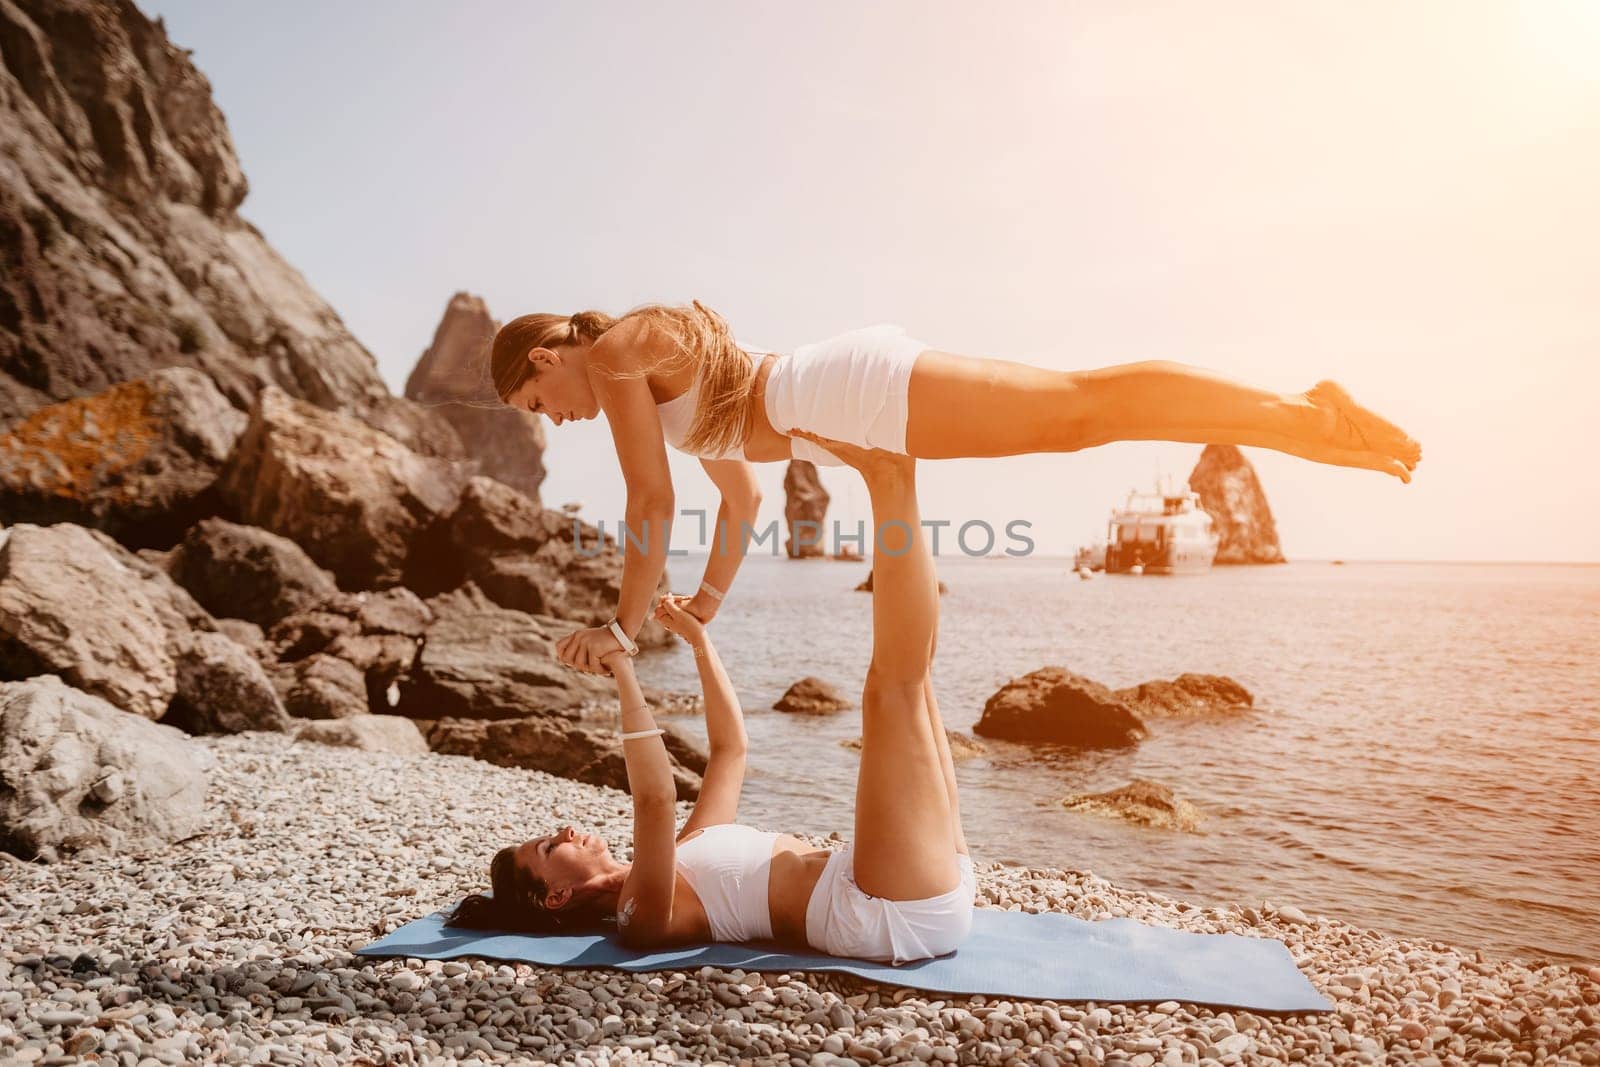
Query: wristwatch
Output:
[[606, 618, 639, 657]]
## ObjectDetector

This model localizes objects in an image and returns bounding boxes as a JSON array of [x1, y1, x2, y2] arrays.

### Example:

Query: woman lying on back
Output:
[[449, 433, 973, 964]]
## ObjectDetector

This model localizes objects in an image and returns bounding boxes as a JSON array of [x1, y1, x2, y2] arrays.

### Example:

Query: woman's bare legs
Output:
[[790, 430, 963, 901], [904, 351, 1422, 483]]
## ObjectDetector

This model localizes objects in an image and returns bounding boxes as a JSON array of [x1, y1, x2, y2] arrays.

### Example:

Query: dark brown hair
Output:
[[446, 844, 615, 934], [488, 301, 758, 457]]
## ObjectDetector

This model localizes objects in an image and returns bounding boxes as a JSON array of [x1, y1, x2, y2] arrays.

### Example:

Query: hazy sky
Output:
[[143, 1, 1599, 561]]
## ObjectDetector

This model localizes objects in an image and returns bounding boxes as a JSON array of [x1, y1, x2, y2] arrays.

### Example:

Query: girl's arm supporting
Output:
[[556, 323, 677, 673], [607, 653, 680, 945], [652, 594, 748, 837], [689, 458, 763, 622]]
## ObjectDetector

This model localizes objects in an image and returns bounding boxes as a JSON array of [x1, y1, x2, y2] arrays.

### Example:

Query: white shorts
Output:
[[804, 844, 976, 964], [763, 324, 930, 467]]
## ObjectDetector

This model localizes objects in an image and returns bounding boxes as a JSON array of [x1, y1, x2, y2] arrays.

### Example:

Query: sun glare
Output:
[[1518, 0, 1600, 84]]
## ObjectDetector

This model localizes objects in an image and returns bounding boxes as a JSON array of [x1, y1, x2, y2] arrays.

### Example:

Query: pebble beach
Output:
[[2, 733, 1596, 1066]]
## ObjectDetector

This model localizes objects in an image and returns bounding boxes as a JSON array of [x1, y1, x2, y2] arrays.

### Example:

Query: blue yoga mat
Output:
[[358, 905, 1331, 1012]]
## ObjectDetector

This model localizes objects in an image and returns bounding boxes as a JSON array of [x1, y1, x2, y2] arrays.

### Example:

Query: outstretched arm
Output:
[[653, 594, 748, 836], [606, 653, 679, 945], [689, 458, 763, 622], [556, 322, 677, 673]]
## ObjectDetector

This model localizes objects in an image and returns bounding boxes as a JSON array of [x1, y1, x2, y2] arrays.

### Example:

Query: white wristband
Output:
[[607, 618, 639, 656], [699, 579, 725, 602], [621, 728, 664, 741]]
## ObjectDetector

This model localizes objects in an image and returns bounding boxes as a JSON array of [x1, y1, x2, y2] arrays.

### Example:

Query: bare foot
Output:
[[1303, 380, 1423, 483], [788, 428, 913, 484]]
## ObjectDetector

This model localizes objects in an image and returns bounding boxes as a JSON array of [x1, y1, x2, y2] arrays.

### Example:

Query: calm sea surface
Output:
[[641, 556, 1600, 964]]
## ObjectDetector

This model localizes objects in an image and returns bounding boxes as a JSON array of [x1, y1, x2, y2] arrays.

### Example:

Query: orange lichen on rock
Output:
[[0, 379, 159, 503]]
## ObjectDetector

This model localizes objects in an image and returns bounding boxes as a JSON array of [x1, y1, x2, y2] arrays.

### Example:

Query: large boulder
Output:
[[1114, 673, 1254, 719], [0, 676, 209, 860], [403, 292, 548, 502], [407, 476, 671, 645], [168, 517, 339, 627], [292, 715, 428, 755], [218, 387, 467, 589], [973, 667, 1148, 748], [0, 368, 244, 546], [784, 460, 829, 559], [83, 528, 219, 642], [1062, 778, 1202, 832], [165, 631, 290, 735], [421, 715, 702, 800], [276, 653, 369, 720], [0, 524, 175, 719], [1188, 445, 1286, 565], [396, 584, 607, 720], [773, 676, 852, 715], [0, 0, 461, 462]]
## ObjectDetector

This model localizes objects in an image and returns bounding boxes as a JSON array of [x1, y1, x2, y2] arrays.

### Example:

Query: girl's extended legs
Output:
[[790, 430, 964, 902], [904, 351, 1422, 482]]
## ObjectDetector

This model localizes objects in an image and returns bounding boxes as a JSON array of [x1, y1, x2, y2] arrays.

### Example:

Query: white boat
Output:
[[1102, 478, 1219, 575]]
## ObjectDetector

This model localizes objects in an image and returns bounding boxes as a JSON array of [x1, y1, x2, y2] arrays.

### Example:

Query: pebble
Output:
[[0, 733, 1590, 1067]]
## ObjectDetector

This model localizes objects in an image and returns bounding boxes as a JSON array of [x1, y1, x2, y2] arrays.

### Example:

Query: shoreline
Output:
[[1, 733, 1594, 1065]]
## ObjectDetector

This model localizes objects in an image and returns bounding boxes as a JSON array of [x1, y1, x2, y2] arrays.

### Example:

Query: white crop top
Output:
[[654, 339, 778, 462], [673, 823, 781, 943]]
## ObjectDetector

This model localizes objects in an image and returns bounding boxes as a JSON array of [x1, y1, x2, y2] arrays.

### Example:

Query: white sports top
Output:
[[674, 823, 780, 943], [653, 325, 925, 467]]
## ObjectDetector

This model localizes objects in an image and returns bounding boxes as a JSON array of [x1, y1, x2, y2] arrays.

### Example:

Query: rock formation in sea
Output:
[[403, 292, 548, 503], [974, 667, 1255, 749], [1062, 778, 1203, 832], [0, 2, 695, 860], [1188, 444, 1286, 564], [784, 460, 829, 558], [773, 676, 852, 715]]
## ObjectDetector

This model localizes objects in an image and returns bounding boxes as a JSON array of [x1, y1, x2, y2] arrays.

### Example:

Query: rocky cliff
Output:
[[403, 292, 547, 502], [0, 0, 454, 456], [1188, 444, 1286, 564]]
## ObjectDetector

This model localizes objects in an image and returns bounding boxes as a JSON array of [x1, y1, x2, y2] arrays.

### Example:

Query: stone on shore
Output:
[[406, 476, 671, 645], [0, 524, 175, 719], [168, 517, 339, 626], [165, 631, 291, 735], [292, 714, 428, 755], [276, 653, 370, 720], [1062, 778, 1203, 832], [218, 387, 467, 589], [396, 584, 607, 719], [0, 676, 208, 860], [974, 667, 1149, 748], [774, 676, 852, 715], [421, 715, 703, 800], [0, 368, 245, 546], [1115, 672, 1254, 719]]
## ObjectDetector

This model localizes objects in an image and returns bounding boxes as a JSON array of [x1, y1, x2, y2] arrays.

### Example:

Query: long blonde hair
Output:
[[489, 300, 757, 457]]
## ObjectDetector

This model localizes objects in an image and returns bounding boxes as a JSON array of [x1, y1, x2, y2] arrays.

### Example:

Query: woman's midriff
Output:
[[768, 833, 831, 948], [741, 354, 795, 463]]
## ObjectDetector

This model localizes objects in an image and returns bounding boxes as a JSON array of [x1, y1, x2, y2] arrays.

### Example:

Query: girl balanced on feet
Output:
[[448, 433, 974, 964], [490, 302, 1423, 671]]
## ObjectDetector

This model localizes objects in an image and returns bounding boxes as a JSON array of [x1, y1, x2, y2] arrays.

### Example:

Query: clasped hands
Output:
[[555, 592, 713, 675]]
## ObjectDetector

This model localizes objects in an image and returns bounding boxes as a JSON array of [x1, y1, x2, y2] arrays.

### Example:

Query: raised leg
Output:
[[790, 430, 963, 902], [904, 351, 1421, 482]]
